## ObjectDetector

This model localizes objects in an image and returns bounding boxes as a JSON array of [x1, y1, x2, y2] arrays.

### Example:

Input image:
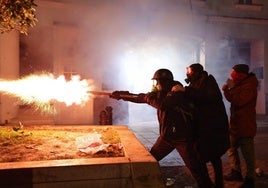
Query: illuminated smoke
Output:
[[0, 73, 95, 113]]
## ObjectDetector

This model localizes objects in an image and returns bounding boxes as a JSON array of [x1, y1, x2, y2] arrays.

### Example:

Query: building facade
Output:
[[0, 0, 267, 125]]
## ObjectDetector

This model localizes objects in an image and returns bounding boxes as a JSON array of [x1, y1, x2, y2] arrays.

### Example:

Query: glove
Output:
[[110, 91, 130, 100], [172, 84, 185, 92]]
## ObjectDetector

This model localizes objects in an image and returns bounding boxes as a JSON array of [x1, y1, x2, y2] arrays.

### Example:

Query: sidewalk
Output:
[[128, 116, 268, 188]]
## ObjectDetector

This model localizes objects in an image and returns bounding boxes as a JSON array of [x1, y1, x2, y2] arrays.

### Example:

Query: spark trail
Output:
[[0, 73, 95, 113]]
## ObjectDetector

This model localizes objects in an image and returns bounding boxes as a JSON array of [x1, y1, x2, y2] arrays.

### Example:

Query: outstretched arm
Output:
[[110, 91, 147, 103]]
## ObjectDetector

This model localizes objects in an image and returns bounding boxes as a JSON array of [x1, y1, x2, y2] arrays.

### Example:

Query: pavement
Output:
[[128, 115, 268, 188]]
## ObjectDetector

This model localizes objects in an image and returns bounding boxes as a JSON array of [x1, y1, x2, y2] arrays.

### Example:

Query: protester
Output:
[[222, 64, 258, 188], [177, 63, 230, 188], [110, 68, 212, 188]]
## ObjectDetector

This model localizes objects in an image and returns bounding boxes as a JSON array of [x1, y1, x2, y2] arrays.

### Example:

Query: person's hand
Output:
[[222, 84, 228, 91], [110, 91, 129, 100], [226, 78, 235, 89], [222, 78, 235, 90], [172, 84, 185, 92]]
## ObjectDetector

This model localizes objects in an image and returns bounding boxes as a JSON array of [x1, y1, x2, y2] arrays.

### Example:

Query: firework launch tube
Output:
[[89, 91, 138, 99]]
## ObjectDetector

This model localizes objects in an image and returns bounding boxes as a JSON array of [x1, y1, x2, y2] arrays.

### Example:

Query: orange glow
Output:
[[0, 73, 95, 113]]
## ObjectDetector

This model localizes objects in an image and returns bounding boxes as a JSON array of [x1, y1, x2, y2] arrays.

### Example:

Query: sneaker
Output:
[[239, 177, 255, 188], [224, 169, 243, 181], [165, 178, 176, 187]]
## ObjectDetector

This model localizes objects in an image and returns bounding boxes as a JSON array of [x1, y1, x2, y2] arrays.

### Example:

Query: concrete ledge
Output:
[[0, 125, 164, 188]]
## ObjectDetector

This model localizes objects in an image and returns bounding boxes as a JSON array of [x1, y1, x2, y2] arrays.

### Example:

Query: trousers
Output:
[[227, 135, 256, 179], [150, 136, 212, 188]]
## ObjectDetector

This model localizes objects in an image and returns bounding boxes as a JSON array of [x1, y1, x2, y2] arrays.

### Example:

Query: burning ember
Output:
[[0, 73, 96, 113]]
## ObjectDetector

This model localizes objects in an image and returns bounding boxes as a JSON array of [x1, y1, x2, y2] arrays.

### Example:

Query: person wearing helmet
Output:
[[177, 63, 230, 188], [110, 68, 212, 188]]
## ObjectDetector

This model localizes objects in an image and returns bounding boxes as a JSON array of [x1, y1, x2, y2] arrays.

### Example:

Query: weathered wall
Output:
[[1, 0, 268, 125], [0, 31, 19, 124]]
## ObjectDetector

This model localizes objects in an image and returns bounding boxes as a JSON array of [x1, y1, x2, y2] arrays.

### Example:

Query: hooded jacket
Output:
[[223, 73, 258, 137]]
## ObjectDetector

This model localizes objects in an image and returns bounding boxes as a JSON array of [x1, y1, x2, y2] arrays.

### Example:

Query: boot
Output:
[[239, 177, 255, 188], [224, 169, 243, 181]]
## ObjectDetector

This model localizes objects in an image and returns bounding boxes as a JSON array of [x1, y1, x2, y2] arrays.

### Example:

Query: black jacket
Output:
[[185, 72, 229, 162]]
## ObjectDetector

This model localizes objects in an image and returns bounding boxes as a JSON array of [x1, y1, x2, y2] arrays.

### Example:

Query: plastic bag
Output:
[[75, 132, 105, 154]]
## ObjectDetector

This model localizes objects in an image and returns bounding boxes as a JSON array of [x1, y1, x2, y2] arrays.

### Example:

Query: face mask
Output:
[[186, 66, 204, 84], [185, 67, 194, 84], [152, 80, 162, 92], [230, 70, 247, 83]]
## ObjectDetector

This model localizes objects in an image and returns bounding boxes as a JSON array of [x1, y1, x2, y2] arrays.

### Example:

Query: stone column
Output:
[[0, 31, 20, 124]]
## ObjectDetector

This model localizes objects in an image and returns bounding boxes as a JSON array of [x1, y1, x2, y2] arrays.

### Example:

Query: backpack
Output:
[[174, 102, 196, 126], [166, 101, 197, 140]]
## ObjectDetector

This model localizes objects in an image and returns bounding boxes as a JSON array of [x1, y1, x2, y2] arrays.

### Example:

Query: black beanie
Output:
[[232, 64, 249, 74], [189, 63, 204, 73]]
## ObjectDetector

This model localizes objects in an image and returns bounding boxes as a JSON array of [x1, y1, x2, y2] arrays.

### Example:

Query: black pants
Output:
[[210, 158, 224, 188], [150, 136, 212, 188]]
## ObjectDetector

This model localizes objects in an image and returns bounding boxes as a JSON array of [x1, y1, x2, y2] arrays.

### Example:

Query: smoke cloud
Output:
[[21, 0, 224, 124]]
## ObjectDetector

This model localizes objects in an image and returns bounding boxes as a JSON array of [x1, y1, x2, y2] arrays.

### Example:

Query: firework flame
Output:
[[0, 73, 95, 113]]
